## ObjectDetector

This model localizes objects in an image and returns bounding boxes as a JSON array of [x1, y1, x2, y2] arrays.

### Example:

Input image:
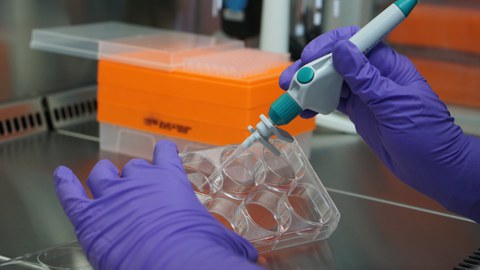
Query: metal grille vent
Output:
[[52, 98, 97, 123], [0, 98, 47, 142], [46, 86, 97, 128], [0, 112, 43, 135], [454, 248, 480, 270]]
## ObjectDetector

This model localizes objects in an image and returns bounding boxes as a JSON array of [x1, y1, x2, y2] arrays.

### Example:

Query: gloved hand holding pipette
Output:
[[244, 0, 421, 154], [279, 26, 480, 222], [54, 141, 263, 270], [249, 0, 480, 222]]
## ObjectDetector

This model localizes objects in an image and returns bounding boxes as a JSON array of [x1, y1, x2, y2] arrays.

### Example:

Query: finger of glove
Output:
[[343, 95, 393, 166], [121, 158, 152, 178], [152, 140, 184, 172], [337, 98, 348, 115], [53, 166, 90, 225], [300, 25, 359, 64], [367, 42, 423, 85], [86, 159, 120, 198], [340, 82, 351, 99], [279, 60, 302, 90], [300, 109, 317, 119], [279, 26, 359, 91], [224, 229, 259, 263], [120, 142, 190, 189], [333, 40, 396, 111]]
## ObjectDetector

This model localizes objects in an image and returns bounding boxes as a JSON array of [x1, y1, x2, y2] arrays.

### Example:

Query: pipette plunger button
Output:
[[297, 67, 315, 84]]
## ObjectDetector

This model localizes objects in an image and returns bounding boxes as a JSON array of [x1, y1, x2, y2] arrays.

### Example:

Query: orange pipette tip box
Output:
[[99, 84, 291, 129], [98, 59, 291, 109], [97, 102, 315, 145]]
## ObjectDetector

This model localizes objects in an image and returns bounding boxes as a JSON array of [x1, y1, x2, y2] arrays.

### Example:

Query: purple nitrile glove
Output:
[[280, 26, 480, 222], [53, 140, 263, 270]]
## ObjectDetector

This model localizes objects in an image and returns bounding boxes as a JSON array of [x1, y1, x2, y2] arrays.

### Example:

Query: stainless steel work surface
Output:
[[0, 133, 99, 258], [264, 192, 480, 269], [0, 127, 478, 269], [309, 131, 465, 218]]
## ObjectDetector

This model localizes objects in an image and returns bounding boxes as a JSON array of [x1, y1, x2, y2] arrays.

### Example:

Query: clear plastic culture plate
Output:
[[182, 138, 340, 252]]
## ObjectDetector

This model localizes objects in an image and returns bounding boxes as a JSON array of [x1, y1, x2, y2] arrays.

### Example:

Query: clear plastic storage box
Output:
[[99, 122, 313, 159], [31, 21, 244, 69]]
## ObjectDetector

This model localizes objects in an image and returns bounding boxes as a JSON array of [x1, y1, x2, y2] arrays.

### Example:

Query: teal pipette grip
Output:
[[269, 93, 302, 125]]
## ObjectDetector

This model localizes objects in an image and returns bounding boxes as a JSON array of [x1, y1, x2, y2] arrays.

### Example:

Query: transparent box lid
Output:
[[183, 48, 290, 78], [30, 21, 244, 70]]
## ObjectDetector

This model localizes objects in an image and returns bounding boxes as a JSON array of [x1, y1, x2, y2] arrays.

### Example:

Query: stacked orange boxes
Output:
[[30, 22, 314, 149], [97, 52, 315, 146]]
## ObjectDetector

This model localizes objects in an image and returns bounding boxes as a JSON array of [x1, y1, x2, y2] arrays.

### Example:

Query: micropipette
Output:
[[244, 0, 419, 155]]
